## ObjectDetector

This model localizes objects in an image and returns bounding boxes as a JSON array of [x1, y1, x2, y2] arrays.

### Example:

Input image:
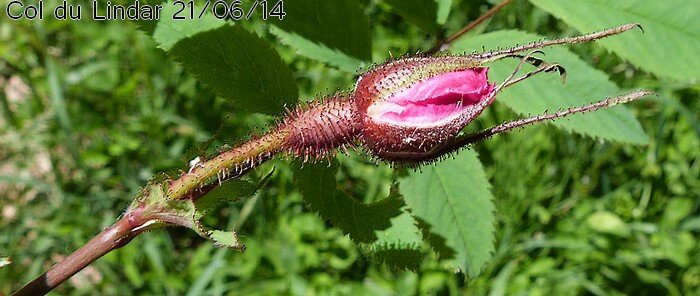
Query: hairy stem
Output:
[[13, 96, 357, 294], [12, 206, 151, 296], [168, 96, 357, 201], [167, 130, 289, 200]]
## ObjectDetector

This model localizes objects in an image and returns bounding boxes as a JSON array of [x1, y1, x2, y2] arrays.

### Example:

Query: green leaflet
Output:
[[168, 25, 298, 115], [292, 161, 403, 243], [587, 211, 631, 237], [399, 150, 495, 277], [361, 190, 424, 270], [270, 0, 372, 61], [130, 170, 269, 250], [186, 170, 268, 249], [207, 230, 244, 249], [269, 26, 367, 73], [384, 0, 440, 34], [530, 0, 700, 81], [293, 161, 424, 269], [152, 1, 225, 51], [452, 30, 648, 144]]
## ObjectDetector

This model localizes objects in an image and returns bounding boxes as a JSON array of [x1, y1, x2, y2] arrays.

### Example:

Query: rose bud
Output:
[[354, 56, 495, 163]]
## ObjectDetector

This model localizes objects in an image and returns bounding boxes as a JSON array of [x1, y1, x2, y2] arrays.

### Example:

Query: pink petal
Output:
[[367, 68, 495, 127]]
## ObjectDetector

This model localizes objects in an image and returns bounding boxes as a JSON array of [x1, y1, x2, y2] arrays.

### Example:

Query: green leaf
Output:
[[452, 30, 648, 144], [207, 229, 244, 249], [152, 1, 225, 51], [529, 0, 700, 81], [271, 0, 372, 61], [587, 211, 631, 237], [399, 150, 495, 276], [361, 190, 424, 270], [131, 170, 269, 251], [661, 198, 694, 228], [384, 0, 440, 34], [292, 161, 406, 244], [169, 25, 298, 115], [269, 26, 366, 73], [435, 0, 453, 25], [194, 169, 273, 219]]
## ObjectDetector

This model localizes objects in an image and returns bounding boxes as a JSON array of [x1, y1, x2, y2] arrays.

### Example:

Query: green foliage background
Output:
[[1, 0, 698, 294]]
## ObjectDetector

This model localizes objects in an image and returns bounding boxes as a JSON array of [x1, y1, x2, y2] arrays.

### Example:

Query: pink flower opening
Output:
[[366, 67, 495, 127]]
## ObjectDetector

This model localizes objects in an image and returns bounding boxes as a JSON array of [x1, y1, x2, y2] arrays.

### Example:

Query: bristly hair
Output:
[[279, 93, 361, 161]]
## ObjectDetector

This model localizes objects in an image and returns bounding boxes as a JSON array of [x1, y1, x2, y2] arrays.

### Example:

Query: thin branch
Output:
[[425, 0, 513, 55], [12, 207, 150, 296]]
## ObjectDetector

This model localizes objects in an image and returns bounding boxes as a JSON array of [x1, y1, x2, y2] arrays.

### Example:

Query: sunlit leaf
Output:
[[169, 25, 298, 115], [399, 150, 495, 276], [271, 0, 372, 61], [207, 229, 244, 249], [152, 1, 225, 51], [530, 0, 700, 81], [587, 211, 631, 237], [661, 198, 694, 228], [269, 26, 366, 73]]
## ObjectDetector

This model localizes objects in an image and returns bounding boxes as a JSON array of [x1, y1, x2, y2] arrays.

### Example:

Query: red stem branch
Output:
[[425, 0, 513, 55], [12, 207, 149, 296]]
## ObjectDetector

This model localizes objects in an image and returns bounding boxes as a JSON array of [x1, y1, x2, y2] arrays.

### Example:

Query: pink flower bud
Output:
[[355, 57, 495, 163]]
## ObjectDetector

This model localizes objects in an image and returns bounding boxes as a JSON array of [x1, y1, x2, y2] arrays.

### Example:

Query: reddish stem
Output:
[[425, 0, 513, 55], [12, 207, 149, 296]]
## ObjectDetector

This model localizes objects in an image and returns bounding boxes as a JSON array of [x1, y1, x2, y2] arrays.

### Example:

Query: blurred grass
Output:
[[1, 0, 698, 295]]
